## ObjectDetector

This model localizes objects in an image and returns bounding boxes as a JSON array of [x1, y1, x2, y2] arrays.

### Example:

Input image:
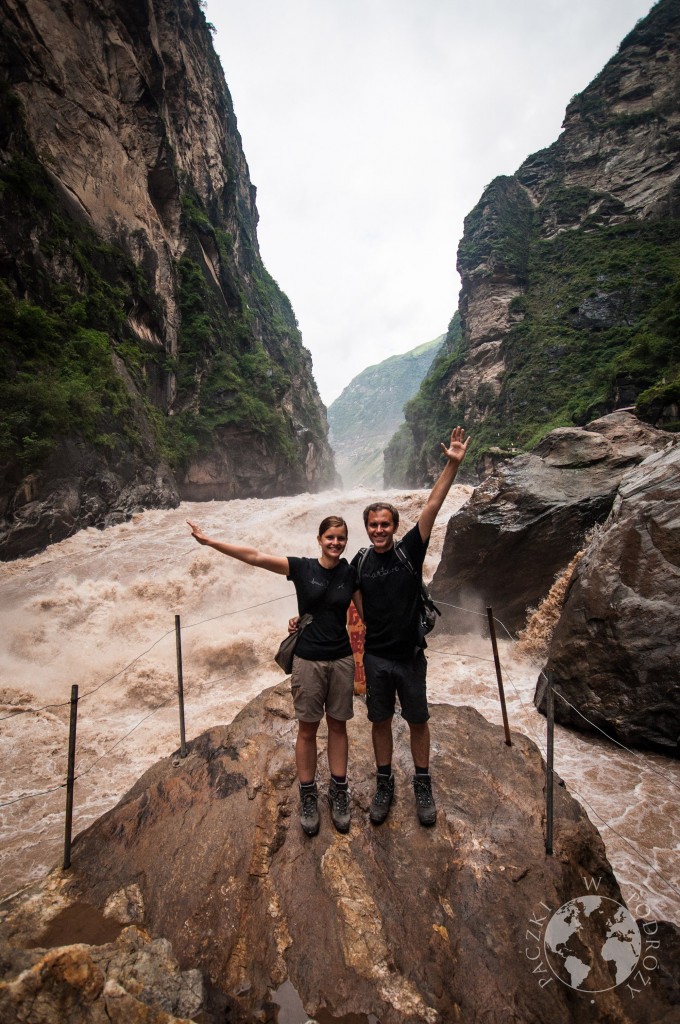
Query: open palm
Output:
[[441, 426, 470, 465]]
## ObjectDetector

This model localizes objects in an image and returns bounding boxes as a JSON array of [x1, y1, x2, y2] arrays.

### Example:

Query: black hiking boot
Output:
[[328, 779, 351, 833], [369, 773, 395, 825], [413, 773, 437, 827], [299, 782, 320, 836]]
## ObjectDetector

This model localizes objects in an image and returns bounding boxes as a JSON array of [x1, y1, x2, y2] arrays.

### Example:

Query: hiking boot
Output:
[[299, 783, 320, 836], [413, 774, 437, 827], [369, 773, 395, 825], [328, 779, 351, 833]]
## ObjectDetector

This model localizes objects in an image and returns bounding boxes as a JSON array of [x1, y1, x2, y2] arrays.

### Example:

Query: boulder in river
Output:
[[536, 443, 680, 757], [431, 412, 672, 635]]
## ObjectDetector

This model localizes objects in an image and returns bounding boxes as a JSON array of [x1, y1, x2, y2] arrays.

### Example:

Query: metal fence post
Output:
[[546, 682, 554, 856], [63, 684, 78, 870], [175, 614, 187, 759], [486, 607, 512, 746]]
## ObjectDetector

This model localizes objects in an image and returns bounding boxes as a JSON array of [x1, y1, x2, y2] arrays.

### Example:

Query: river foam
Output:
[[1, 487, 678, 926]]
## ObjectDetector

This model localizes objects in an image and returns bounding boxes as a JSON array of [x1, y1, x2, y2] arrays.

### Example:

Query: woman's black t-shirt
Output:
[[286, 557, 358, 661]]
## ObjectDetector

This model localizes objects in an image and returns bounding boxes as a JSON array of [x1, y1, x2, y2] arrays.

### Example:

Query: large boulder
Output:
[[431, 412, 671, 635], [2, 682, 679, 1023], [536, 443, 680, 756]]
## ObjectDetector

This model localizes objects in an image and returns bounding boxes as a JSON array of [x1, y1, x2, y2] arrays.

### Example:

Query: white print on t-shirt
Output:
[[364, 563, 406, 579]]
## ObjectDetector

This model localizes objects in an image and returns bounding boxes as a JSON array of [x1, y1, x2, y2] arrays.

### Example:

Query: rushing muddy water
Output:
[[0, 487, 678, 927]]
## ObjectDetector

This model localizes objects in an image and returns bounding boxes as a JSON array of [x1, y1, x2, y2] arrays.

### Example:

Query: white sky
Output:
[[205, 0, 655, 406]]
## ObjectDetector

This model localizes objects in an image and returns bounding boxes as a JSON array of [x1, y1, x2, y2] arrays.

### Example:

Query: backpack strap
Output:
[[395, 541, 441, 616], [393, 540, 417, 579], [356, 546, 372, 582]]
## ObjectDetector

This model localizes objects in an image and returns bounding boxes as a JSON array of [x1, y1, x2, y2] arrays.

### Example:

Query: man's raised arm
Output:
[[417, 426, 470, 542]]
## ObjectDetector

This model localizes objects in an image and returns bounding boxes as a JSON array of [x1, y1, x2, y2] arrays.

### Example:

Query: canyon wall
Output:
[[0, 0, 335, 558], [389, 0, 680, 484]]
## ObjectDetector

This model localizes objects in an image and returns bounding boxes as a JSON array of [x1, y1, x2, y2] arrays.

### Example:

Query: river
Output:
[[0, 487, 678, 927]]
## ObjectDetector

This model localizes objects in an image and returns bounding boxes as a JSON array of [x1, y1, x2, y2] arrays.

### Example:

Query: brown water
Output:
[[1, 487, 678, 928]]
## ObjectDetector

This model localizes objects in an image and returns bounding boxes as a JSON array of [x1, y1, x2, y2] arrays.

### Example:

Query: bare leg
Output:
[[326, 715, 348, 778], [296, 720, 320, 783], [408, 721, 430, 770], [371, 717, 394, 767]]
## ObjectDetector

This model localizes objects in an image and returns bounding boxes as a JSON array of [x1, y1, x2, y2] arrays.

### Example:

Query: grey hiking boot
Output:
[[413, 774, 437, 827], [369, 773, 395, 825], [328, 779, 351, 833], [299, 782, 320, 836]]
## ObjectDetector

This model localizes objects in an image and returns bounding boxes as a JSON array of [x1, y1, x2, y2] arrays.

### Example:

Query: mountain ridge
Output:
[[328, 335, 443, 487]]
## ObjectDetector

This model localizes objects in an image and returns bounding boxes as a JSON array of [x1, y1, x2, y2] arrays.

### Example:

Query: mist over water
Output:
[[1, 487, 678, 926]]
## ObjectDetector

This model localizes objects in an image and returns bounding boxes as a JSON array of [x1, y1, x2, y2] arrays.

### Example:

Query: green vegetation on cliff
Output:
[[391, 218, 680, 483], [0, 284, 133, 469], [0, 94, 157, 473], [458, 217, 680, 464], [0, 81, 322, 491]]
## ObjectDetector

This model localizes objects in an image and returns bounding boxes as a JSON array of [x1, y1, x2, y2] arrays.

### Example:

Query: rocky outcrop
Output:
[[2, 680, 679, 1024], [0, 922, 205, 1023], [390, 0, 680, 483], [0, 437, 180, 560], [430, 412, 672, 635], [536, 443, 680, 756], [0, 0, 334, 559]]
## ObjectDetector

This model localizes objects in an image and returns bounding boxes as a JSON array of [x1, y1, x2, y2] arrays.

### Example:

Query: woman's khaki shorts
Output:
[[290, 654, 355, 722]]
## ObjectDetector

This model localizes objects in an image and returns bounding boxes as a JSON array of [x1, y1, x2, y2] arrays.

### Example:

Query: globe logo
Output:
[[544, 896, 642, 992]]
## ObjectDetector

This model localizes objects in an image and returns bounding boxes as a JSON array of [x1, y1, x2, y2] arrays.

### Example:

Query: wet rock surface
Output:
[[431, 412, 672, 634], [2, 681, 679, 1023], [536, 443, 680, 756], [0, 438, 180, 559]]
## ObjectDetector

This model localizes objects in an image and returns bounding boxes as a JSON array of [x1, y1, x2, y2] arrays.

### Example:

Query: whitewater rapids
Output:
[[0, 486, 677, 926]]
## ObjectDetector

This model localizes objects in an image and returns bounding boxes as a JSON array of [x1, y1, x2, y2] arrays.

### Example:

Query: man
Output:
[[352, 425, 469, 827]]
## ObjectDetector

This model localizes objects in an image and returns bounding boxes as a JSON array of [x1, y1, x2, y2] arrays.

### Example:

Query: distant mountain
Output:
[[328, 337, 444, 488]]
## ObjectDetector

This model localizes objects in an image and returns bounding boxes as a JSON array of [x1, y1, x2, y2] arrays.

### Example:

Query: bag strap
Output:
[[357, 546, 371, 582], [395, 542, 441, 615], [393, 540, 417, 579]]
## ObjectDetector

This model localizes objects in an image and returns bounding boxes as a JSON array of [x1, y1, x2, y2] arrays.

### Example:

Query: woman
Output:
[[187, 516, 361, 837]]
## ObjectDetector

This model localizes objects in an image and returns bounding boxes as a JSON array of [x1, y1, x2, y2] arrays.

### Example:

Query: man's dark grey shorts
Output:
[[363, 649, 429, 724]]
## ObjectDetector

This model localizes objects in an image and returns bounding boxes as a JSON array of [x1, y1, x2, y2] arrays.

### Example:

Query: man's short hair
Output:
[[363, 502, 399, 529]]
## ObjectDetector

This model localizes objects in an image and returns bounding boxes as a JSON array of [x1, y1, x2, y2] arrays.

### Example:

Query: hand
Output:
[[288, 616, 300, 634], [187, 520, 208, 545], [441, 426, 470, 466]]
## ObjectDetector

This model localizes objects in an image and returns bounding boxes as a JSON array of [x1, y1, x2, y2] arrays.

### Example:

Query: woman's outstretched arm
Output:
[[187, 521, 289, 575]]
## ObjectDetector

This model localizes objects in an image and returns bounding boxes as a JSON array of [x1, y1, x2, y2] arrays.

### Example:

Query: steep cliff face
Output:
[[391, 0, 680, 483], [0, 0, 335, 558]]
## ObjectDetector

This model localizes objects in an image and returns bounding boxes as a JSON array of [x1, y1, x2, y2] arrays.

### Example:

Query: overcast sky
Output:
[[206, 0, 655, 406]]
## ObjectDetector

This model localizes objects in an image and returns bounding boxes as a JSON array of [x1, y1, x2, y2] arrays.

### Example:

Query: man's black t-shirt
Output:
[[351, 525, 428, 661], [286, 557, 358, 661]]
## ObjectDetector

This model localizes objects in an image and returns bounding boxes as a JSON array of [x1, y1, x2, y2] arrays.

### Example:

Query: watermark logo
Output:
[[524, 876, 661, 996]]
